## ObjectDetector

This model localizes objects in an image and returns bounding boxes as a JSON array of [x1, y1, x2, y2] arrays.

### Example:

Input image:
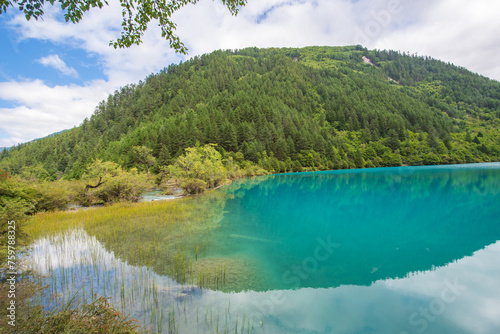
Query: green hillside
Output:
[[1, 45, 500, 178]]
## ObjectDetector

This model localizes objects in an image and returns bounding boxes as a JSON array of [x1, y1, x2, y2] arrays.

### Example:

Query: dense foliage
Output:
[[1, 46, 500, 179], [0, 170, 72, 264], [166, 144, 267, 194]]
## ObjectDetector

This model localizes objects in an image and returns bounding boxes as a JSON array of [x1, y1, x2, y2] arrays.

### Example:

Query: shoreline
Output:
[[60, 160, 500, 212]]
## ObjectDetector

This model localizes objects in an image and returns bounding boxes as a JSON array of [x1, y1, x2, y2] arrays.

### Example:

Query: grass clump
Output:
[[23, 296, 140, 334], [0, 271, 141, 334], [25, 189, 234, 288]]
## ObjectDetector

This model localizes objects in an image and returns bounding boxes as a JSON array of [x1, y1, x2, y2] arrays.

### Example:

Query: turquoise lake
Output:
[[29, 163, 500, 333]]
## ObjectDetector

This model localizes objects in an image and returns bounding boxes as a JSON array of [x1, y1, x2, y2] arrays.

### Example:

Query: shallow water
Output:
[[28, 163, 500, 333], [139, 189, 181, 202]]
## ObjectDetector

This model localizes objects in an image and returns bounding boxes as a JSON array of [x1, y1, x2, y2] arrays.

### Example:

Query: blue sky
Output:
[[0, 36, 103, 87], [1, 0, 499, 147]]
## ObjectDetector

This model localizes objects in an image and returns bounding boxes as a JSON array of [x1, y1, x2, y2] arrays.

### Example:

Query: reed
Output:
[[26, 190, 233, 286], [23, 189, 264, 333]]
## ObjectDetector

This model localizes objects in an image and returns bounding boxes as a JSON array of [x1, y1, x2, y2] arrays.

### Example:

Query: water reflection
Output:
[[71, 163, 500, 292], [26, 163, 500, 333], [210, 163, 500, 290], [28, 229, 500, 334]]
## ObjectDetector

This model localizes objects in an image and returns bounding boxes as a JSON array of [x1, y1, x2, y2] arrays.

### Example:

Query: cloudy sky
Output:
[[1, 0, 499, 147]]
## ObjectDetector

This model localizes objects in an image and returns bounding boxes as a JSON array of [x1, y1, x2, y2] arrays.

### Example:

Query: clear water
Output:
[[207, 162, 500, 291], [139, 189, 181, 202], [28, 163, 500, 333]]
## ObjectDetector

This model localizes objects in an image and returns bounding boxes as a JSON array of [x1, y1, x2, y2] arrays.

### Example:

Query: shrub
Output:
[[173, 144, 226, 188], [76, 161, 153, 206], [180, 178, 207, 194]]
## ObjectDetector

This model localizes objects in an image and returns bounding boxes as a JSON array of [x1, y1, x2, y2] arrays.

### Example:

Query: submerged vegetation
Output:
[[1, 187, 267, 332], [24, 188, 260, 290], [1, 175, 254, 332], [0, 277, 141, 334]]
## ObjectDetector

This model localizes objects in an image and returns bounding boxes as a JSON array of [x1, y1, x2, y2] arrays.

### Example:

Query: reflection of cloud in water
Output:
[[29, 229, 114, 273], [29, 229, 500, 333], [223, 240, 500, 334], [214, 163, 500, 291]]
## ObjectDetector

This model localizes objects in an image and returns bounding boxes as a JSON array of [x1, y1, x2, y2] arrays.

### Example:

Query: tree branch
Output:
[[85, 176, 106, 192]]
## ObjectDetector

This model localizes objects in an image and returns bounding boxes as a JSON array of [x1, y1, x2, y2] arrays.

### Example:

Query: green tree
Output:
[[157, 144, 172, 166], [20, 164, 50, 181], [83, 160, 120, 188], [171, 144, 227, 193], [354, 150, 365, 168], [79, 160, 151, 205], [133, 146, 156, 178], [423, 152, 441, 165]]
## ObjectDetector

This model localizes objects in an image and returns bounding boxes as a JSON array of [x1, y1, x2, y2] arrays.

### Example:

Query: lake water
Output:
[[28, 163, 500, 333], [139, 189, 182, 202]]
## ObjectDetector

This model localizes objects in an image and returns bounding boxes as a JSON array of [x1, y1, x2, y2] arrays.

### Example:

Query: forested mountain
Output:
[[1, 45, 500, 178]]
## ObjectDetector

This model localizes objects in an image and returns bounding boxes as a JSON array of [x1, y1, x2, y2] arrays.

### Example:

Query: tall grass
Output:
[[0, 263, 142, 333], [22, 190, 263, 333], [26, 190, 230, 285], [23, 229, 260, 333]]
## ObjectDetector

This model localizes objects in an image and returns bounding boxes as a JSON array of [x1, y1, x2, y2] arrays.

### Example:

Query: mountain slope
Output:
[[1, 46, 499, 178]]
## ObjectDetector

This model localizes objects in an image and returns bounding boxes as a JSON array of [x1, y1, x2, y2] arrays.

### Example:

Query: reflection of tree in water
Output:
[[79, 165, 500, 292], [230, 166, 500, 197], [83, 190, 233, 286], [214, 165, 500, 290]]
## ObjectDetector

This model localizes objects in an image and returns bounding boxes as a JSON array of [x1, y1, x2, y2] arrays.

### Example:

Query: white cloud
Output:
[[0, 79, 110, 147], [371, 0, 500, 80], [1, 0, 499, 147], [173, 0, 358, 54], [1, 1, 183, 146], [171, 0, 500, 80], [37, 54, 79, 78]]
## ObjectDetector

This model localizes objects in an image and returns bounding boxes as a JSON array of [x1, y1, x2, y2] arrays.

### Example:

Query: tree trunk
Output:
[[85, 177, 106, 192]]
